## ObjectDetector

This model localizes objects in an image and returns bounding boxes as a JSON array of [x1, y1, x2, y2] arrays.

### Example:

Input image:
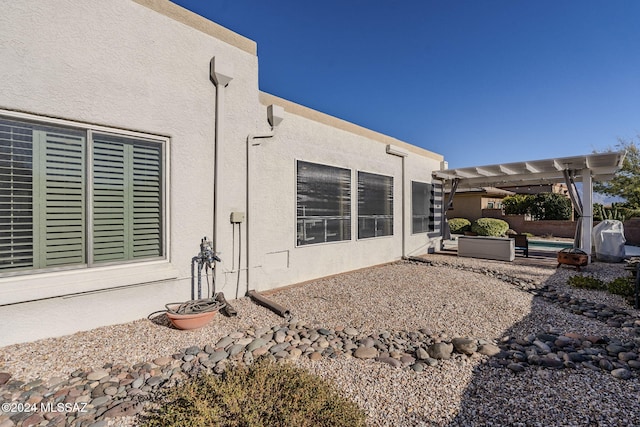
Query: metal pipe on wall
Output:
[[210, 57, 234, 286]]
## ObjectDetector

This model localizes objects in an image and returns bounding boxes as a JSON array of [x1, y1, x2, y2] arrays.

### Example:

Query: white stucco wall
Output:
[[0, 0, 261, 345], [247, 95, 444, 292], [0, 0, 445, 346]]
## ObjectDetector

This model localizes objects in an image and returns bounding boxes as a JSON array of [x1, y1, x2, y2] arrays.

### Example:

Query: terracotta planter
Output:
[[557, 248, 588, 271], [165, 304, 217, 330]]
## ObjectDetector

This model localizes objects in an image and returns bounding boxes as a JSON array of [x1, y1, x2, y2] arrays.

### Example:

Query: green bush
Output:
[[567, 275, 606, 290], [530, 193, 572, 220], [141, 359, 366, 427], [607, 277, 635, 297], [503, 194, 534, 215], [470, 218, 509, 236], [449, 218, 471, 234]]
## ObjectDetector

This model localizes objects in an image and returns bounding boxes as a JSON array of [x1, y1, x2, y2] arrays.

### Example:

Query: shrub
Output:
[[503, 194, 534, 215], [449, 218, 471, 234], [470, 218, 509, 236], [567, 275, 606, 290], [530, 193, 572, 220], [607, 277, 635, 297], [141, 359, 366, 427]]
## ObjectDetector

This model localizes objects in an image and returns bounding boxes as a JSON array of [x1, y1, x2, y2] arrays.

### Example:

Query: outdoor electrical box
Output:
[[230, 211, 245, 223]]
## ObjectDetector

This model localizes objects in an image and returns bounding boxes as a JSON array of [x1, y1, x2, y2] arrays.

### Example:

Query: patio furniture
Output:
[[458, 236, 515, 262], [510, 234, 529, 257]]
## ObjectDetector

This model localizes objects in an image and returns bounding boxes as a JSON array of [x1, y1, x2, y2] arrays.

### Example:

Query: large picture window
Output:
[[0, 116, 165, 273], [412, 181, 442, 234], [296, 161, 351, 246], [358, 171, 393, 239]]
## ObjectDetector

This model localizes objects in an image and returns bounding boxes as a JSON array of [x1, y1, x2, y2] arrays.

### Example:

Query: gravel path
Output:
[[1, 255, 639, 426]]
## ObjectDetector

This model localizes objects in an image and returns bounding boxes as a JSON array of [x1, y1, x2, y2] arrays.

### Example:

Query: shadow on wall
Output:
[[439, 266, 639, 425]]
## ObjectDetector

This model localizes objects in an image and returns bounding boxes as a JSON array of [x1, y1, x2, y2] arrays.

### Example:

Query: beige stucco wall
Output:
[[0, 0, 445, 345]]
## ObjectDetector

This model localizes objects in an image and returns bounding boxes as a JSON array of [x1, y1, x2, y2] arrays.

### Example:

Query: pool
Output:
[[528, 240, 573, 250]]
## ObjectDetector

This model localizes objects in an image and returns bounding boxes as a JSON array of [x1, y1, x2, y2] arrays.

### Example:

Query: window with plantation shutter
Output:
[[93, 134, 162, 262], [0, 115, 165, 276]]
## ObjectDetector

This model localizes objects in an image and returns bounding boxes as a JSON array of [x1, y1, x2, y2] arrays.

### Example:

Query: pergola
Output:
[[433, 151, 626, 261]]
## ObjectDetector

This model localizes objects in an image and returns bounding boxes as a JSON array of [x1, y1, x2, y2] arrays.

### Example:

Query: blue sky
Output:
[[174, 0, 639, 169]]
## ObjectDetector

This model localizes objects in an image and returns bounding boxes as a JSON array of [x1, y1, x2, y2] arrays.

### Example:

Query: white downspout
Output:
[[246, 105, 284, 295], [210, 57, 234, 287]]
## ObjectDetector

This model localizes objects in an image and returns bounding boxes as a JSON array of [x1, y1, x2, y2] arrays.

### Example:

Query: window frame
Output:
[[0, 110, 169, 277], [357, 170, 394, 239], [295, 160, 352, 247]]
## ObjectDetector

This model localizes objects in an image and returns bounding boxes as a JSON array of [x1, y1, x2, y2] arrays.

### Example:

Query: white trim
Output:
[[0, 260, 178, 306]]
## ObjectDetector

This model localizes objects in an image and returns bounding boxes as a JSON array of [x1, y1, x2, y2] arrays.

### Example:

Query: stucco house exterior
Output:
[[0, 0, 446, 345], [446, 187, 515, 222]]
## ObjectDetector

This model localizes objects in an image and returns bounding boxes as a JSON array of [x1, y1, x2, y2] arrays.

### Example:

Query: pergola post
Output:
[[580, 168, 593, 262]]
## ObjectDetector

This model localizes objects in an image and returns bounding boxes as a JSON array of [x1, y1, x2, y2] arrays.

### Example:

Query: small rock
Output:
[[344, 327, 358, 336], [611, 368, 632, 380], [354, 347, 378, 359], [87, 370, 109, 381], [247, 338, 268, 352], [428, 342, 453, 360], [185, 346, 201, 355], [309, 352, 323, 361], [618, 352, 638, 362], [91, 395, 111, 407], [507, 363, 525, 372], [452, 338, 477, 355], [411, 363, 425, 372], [478, 344, 501, 357], [416, 347, 430, 360], [153, 357, 172, 366], [377, 356, 402, 368]]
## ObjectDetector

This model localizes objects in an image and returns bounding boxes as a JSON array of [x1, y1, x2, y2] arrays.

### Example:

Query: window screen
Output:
[[0, 116, 164, 274], [297, 161, 351, 246], [358, 171, 393, 239]]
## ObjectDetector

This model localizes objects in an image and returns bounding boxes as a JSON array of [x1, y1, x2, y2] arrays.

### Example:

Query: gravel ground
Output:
[[1, 254, 639, 426]]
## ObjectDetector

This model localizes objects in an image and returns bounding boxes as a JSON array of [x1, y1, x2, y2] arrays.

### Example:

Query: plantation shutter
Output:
[[93, 137, 128, 261], [93, 134, 162, 262], [0, 120, 35, 271], [0, 119, 86, 271], [131, 143, 162, 258], [35, 129, 86, 267]]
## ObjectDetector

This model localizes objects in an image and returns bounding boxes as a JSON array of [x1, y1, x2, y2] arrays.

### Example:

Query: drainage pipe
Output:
[[245, 105, 290, 318], [210, 57, 234, 287], [247, 290, 291, 318]]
